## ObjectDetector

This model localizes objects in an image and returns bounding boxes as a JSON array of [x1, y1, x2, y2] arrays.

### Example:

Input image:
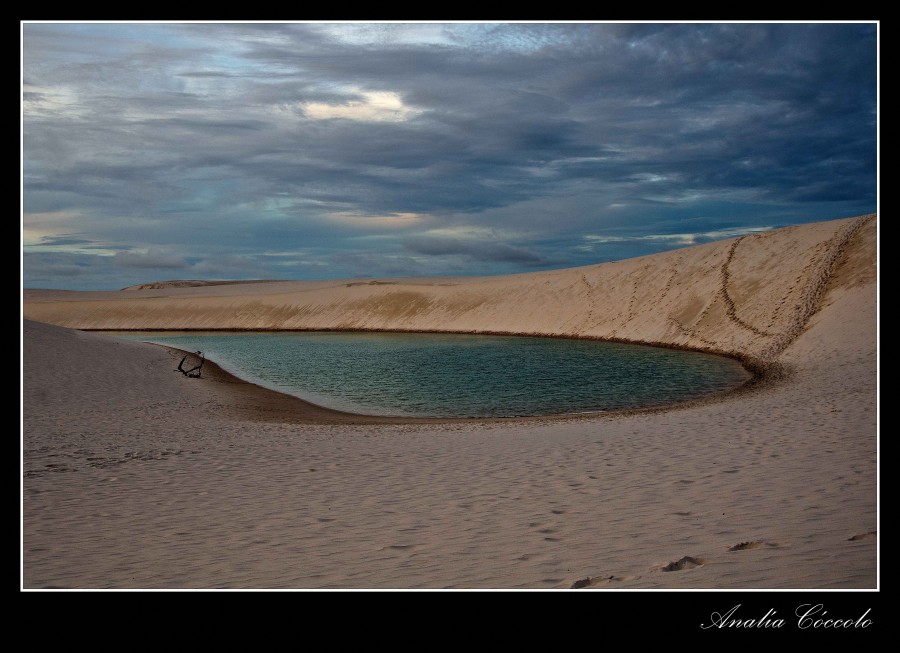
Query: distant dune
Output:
[[119, 279, 286, 291]]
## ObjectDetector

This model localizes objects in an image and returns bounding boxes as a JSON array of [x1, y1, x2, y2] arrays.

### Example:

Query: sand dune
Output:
[[21, 214, 877, 590]]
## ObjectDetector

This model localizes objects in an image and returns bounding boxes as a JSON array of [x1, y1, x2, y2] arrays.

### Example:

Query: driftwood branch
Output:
[[176, 351, 205, 378]]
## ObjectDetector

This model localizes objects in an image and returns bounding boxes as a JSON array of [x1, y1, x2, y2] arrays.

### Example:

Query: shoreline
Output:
[[90, 324, 759, 361], [152, 336, 774, 426]]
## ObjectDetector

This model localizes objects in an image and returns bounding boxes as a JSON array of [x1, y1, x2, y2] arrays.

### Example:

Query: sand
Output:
[[21, 214, 878, 591]]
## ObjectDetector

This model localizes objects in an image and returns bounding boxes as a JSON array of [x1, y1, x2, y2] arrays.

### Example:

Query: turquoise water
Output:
[[115, 331, 750, 418]]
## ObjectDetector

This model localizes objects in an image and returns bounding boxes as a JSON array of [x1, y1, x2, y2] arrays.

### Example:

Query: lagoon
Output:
[[114, 331, 751, 418]]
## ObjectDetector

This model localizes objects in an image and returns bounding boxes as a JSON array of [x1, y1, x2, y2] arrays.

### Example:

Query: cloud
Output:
[[115, 248, 189, 269], [37, 236, 95, 247], [581, 225, 775, 248], [326, 211, 426, 228], [23, 251, 106, 282], [303, 90, 422, 123], [22, 22, 877, 290], [404, 237, 552, 267]]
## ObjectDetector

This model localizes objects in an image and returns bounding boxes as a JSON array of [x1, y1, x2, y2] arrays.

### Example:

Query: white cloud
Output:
[[303, 90, 421, 123], [582, 225, 774, 247], [326, 211, 426, 228], [22, 84, 86, 119]]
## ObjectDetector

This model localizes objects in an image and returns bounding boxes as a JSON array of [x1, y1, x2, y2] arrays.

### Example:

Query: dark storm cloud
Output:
[[38, 236, 94, 247], [115, 249, 189, 269], [24, 251, 106, 282], [404, 237, 553, 267], [23, 22, 877, 290]]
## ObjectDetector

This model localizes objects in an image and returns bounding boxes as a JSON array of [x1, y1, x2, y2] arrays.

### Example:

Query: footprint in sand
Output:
[[661, 556, 706, 572], [727, 540, 779, 551], [570, 574, 632, 588], [848, 531, 876, 541]]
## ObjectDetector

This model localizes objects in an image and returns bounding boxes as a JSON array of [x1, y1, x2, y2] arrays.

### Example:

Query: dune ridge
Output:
[[24, 215, 875, 366]]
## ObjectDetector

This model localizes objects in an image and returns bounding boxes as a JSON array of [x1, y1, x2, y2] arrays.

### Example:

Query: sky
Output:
[[22, 21, 878, 291]]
